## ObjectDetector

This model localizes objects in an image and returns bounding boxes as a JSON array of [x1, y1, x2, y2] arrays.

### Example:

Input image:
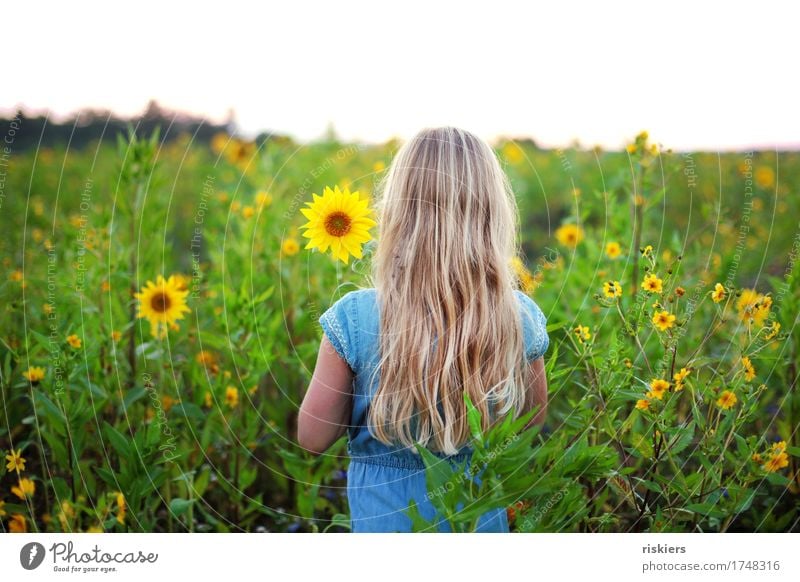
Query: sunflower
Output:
[[134, 275, 191, 338], [300, 186, 376, 264]]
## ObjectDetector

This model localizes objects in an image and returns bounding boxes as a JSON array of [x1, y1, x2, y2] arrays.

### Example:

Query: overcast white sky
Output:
[[4, 0, 799, 150]]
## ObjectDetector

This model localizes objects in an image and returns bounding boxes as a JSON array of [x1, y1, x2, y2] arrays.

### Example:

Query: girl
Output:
[[297, 126, 549, 532]]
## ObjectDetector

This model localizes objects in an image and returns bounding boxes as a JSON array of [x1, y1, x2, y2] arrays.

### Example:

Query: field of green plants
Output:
[[1, 127, 798, 532]]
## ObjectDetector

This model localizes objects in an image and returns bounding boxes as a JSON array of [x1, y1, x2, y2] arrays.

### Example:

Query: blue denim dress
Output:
[[318, 287, 549, 533]]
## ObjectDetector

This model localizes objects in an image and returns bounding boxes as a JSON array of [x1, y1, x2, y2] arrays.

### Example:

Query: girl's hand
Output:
[[297, 334, 354, 454]]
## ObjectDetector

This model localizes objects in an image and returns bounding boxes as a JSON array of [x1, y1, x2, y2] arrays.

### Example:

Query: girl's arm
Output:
[[524, 356, 548, 429], [297, 334, 354, 454]]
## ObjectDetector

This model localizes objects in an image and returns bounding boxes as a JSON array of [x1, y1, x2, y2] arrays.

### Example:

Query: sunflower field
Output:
[[1, 127, 799, 533]]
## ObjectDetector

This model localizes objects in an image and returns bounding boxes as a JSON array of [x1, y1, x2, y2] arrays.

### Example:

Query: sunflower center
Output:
[[150, 291, 172, 314], [325, 211, 352, 237]]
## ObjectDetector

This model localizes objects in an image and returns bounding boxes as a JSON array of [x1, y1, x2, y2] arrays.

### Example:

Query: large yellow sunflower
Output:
[[134, 275, 190, 338], [300, 185, 376, 264]]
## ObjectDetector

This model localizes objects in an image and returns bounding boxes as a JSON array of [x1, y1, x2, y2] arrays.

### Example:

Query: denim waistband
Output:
[[349, 450, 473, 471]]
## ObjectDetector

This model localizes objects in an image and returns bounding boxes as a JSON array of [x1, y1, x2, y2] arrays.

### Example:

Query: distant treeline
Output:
[[0, 100, 288, 151]]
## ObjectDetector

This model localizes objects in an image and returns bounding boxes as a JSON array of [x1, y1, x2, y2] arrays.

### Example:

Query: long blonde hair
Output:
[[368, 126, 531, 455]]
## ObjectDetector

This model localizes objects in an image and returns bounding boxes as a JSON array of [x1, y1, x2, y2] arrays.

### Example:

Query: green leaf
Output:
[[686, 502, 727, 519], [103, 421, 133, 459], [169, 498, 194, 517], [667, 421, 695, 456], [464, 392, 483, 442]]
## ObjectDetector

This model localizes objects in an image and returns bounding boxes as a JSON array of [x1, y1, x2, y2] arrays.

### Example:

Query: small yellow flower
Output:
[[647, 378, 670, 400], [763, 451, 789, 473], [111, 330, 122, 342], [635, 399, 650, 411], [101, 280, 111, 292], [511, 257, 538, 294], [9, 514, 27, 533], [43, 303, 54, 315], [9, 269, 23, 282], [161, 395, 177, 413], [605, 241, 622, 259], [555, 224, 584, 248], [741, 356, 756, 382], [195, 350, 214, 365], [255, 191, 273, 207], [652, 310, 676, 331], [752, 453, 763, 463], [116, 491, 127, 525], [502, 141, 524, 164], [736, 288, 771, 327], [225, 386, 239, 409], [764, 321, 781, 340], [603, 281, 622, 299], [23, 366, 45, 383], [673, 367, 691, 384], [372, 161, 386, 173], [5, 449, 26, 472], [717, 390, 737, 410], [641, 273, 663, 294], [281, 238, 300, 257], [754, 166, 775, 189], [626, 143, 638, 154], [12, 477, 36, 499], [771, 440, 787, 453], [241, 205, 256, 219], [573, 325, 591, 344], [66, 334, 82, 349], [203, 391, 213, 408], [0, 499, 5, 517], [711, 283, 726, 303], [641, 245, 653, 257], [675, 286, 685, 297]]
